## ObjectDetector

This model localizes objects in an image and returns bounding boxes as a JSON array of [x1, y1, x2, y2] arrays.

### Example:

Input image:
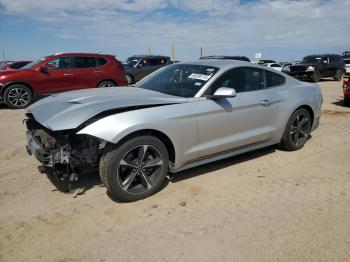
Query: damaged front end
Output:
[[25, 112, 106, 183]]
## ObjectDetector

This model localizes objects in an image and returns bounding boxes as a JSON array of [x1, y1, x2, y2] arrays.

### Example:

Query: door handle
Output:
[[94, 70, 102, 74], [260, 99, 272, 106], [64, 73, 73, 76]]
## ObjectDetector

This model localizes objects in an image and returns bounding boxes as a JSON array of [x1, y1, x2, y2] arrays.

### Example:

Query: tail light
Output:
[[112, 57, 125, 74]]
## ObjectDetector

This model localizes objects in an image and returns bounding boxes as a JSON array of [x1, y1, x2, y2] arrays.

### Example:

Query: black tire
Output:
[[3, 84, 34, 109], [311, 70, 321, 83], [344, 98, 350, 107], [334, 70, 343, 81], [99, 136, 169, 202], [125, 74, 133, 85], [280, 108, 312, 151], [97, 80, 116, 88]]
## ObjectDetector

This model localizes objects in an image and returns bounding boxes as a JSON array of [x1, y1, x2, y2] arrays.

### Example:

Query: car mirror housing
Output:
[[40, 66, 48, 73], [207, 87, 237, 99]]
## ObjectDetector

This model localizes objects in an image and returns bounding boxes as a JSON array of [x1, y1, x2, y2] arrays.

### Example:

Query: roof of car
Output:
[[177, 59, 255, 69], [305, 54, 342, 57], [201, 55, 250, 61], [129, 55, 170, 58], [53, 52, 114, 57]]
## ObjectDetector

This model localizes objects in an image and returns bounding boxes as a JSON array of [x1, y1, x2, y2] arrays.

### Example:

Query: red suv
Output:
[[0, 53, 127, 109]]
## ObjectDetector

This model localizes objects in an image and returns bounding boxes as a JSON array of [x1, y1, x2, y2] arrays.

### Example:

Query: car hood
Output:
[[27, 87, 188, 131], [0, 69, 31, 76], [0, 69, 20, 74], [289, 63, 317, 68]]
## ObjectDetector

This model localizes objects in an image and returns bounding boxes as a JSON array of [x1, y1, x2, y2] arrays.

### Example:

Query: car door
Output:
[[71, 56, 99, 89], [196, 67, 280, 158], [321, 56, 333, 77], [35, 56, 77, 94]]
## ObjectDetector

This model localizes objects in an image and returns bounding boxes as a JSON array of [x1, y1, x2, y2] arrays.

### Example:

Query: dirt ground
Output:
[[0, 80, 350, 262]]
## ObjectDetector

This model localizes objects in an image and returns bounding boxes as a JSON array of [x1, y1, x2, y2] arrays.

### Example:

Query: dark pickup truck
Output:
[[123, 55, 172, 84], [282, 54, 345, 82]]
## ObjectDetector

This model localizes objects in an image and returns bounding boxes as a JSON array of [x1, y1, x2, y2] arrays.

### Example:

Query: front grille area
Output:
[[290, 66, 306, 72]]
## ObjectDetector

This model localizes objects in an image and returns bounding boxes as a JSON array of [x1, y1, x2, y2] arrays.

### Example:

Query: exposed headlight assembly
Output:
[[306, 66, 315, 72]]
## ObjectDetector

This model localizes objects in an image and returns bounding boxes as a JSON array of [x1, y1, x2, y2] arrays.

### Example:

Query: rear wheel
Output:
[[334, 70, 343, 81], [97, 80, 116, 88], [99, 136, 169, 202], [280, 108, 311, 151], [4, 84, 34, 109]]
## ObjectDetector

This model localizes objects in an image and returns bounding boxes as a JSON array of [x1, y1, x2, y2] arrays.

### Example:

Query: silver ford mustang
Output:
[[25, 60, 323, 201]]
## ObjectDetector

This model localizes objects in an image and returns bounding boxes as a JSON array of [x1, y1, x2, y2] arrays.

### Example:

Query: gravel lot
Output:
[[1, 80, 350, 262]]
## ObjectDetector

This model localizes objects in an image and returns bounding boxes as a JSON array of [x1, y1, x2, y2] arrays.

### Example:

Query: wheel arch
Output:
[[2, 81, 35, 97], [126, 73, 134, 82], [104, 129, 176, 165]]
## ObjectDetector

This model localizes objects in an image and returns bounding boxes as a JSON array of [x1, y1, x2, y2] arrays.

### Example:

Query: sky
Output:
[[0, 0, 349, 62]]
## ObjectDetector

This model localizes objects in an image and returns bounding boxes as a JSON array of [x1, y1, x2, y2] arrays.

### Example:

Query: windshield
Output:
[[21, 57, 47, 69], [137, 64, 219, 97], [124, 57, 140, 67], [302, 56, 324, 64]]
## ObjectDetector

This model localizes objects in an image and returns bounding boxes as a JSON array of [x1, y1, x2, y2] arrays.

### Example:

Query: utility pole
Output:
[[148, 48, 151, 55], [2, 49, 5, 61], [200, 47, 203, 59], [171, 43, 175, 62]]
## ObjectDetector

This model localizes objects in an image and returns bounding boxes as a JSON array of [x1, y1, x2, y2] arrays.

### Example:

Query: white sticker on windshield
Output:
[[188, 73, 212, 81]]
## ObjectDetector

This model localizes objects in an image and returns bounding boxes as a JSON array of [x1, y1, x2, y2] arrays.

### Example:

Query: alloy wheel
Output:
[[7, 87, 30, 107], [290, 114, 309, 147], [101, 83, 113, 88], [117, 145, 164, 194]]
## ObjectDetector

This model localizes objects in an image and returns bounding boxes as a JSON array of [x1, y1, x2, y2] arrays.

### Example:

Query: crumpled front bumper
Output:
[[26, 131, 53, 166]]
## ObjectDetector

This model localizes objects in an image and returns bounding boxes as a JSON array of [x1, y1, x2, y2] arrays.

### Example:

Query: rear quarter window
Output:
[[97, 58, 108, 66], [266, 70, 285, 87]]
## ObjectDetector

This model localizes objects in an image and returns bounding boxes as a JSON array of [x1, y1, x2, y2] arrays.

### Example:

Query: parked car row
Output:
[[0, 51, 347, 109]]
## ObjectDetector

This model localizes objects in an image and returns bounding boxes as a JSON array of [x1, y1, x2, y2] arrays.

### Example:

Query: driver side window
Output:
[[47, 57, 72, 70], [206, 67, 265, 95]]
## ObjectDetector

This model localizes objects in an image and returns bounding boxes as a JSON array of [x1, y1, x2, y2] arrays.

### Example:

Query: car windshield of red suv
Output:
[[21, 57, 48, 70]]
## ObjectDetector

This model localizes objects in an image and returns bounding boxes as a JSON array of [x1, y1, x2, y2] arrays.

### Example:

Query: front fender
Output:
[[77, 103, 199, 169]]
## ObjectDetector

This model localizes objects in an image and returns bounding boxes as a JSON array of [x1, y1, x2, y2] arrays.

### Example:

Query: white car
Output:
[[344, 58, 350, 76], [263, 63, 283, 72]]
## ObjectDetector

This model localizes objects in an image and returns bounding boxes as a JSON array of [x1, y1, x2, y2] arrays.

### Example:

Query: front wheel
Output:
[[280, 108, 311, 151], [99, 136, 169, 202], [311, 70, 321, 82], [3, 84, 34, 109]]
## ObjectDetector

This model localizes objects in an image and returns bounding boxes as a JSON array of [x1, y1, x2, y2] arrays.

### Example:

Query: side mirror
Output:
[[207, 87, 237, 99], [40, 66, 48, 73], [136, 63, 143, 68]]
